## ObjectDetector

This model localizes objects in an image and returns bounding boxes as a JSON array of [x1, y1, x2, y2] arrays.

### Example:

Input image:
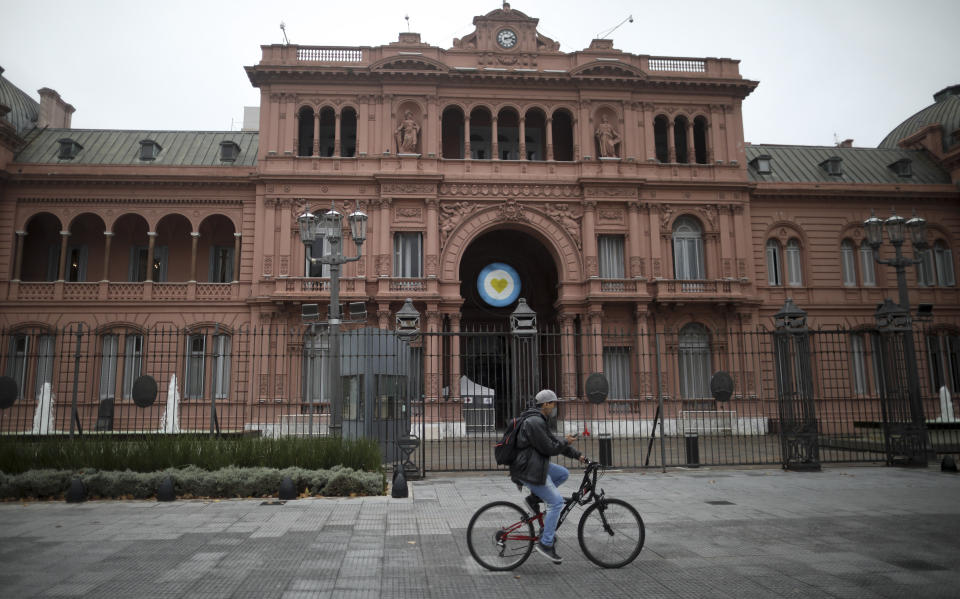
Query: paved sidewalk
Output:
[[1, 465, 959, 598]]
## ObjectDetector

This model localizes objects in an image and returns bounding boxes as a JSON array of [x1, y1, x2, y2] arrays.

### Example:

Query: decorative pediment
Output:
[[570, 61, 646, 80], [370, 55, 448, 72]]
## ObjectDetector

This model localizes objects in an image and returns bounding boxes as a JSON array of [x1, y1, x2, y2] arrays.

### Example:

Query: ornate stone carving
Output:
[[397, 207, 422, 219], [263, 256, 273, 276], [722, 258, 732, 278], [425, 255, 438, 277], [395, 111, 421, 153], [381, 183, 434, 195], [439, 201, 478, 248], [599, 208, 624, 221], [660, 203, 674, 231], [544, 203, 582, 250], [653, 258, 662, 278], [585, 256, 599, 277], [279, 256, 289, 276], [376, 254, 390, 276], [594, 115, 621, 158], [630, 256, 643, 278], [497, 198, 527, 222], [737, 259, 747, 278], [439, 183, 578, 198]]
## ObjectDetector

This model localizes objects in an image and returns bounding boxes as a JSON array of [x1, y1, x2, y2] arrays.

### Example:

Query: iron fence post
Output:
[[69, 323, 83, 438], [773, 299, 820, 470]]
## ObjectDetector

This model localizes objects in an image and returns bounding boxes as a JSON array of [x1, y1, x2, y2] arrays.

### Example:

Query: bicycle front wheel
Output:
[[577, 497, 645, 568], [467, 501, 535, 571]]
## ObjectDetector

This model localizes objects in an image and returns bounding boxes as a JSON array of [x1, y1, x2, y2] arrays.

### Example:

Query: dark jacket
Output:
[[509, 407, 581, 486]]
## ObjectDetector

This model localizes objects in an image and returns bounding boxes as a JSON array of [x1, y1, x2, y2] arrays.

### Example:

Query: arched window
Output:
[[859, 242, 876, 286], [497, 108, 520, 160], [184, 329, 232, 400], [786, 239, 803, 286], [441, 106, 465, 159], [841, 240, 856, 286], [318, 108, 336, 157], [674, 116, 689, 163], [551, 109, 574, 161], [653, 116, 669, 163], [297, 107, 314, 156], [672, 217, 704, 280], [303, 330, 330, 414], [766, 239, 782, 286], [469, 107, 492, 160], [934, 240, 956, 287], [678, 323, 711, 399], [693, 116, 708, 164], [524, 108, 546, 160], [341, 107, 357, 157]]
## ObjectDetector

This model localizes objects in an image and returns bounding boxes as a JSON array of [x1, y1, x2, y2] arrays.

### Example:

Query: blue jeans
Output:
[[524, 462, 569, 547]]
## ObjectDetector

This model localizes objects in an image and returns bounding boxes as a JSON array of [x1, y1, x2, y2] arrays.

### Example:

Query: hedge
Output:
[[0, 465, 384, 500]]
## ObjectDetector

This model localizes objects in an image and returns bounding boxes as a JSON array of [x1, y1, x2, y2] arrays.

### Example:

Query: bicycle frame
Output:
[[508, 462, 605, 543]]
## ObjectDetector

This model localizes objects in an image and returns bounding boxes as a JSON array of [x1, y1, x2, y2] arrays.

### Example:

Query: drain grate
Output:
[[888, 559, 947, 571], [705, 500, 735, 505]]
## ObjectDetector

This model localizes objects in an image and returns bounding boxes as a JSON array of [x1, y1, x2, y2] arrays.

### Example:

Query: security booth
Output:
[[339, 328, 414, 462]]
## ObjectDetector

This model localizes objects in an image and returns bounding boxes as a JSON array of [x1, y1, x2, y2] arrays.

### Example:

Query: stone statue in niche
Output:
[[395, 111, 420, 154], [595, 115, 621, 158]]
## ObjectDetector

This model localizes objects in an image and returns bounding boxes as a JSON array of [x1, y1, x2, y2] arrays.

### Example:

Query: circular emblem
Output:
[[496, 28, 517, 49], [710, 371, 734, 402], [131, 375, 159, 408], [477, 262, 520, 307], [585, 373, 609, 404], [0, 376, 19, 409]]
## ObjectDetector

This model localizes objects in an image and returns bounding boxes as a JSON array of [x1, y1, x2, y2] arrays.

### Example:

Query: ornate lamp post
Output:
[[298, 203, 368, 436], [863, 208, 930, 465]]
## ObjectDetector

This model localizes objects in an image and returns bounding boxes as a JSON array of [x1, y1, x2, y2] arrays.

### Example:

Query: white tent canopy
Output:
[[442, 375, 495, 403]]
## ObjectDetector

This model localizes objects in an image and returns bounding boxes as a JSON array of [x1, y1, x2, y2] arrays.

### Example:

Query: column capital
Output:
[[190, 232, 200, 238], [15, 230, 27, 237], [234, 232, 242, 238], [103, 231, 114, 237], [147, 231, 158, 238], [59, 230, 71, 237]]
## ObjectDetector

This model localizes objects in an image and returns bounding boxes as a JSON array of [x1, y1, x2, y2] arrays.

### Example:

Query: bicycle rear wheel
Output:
[[467, 501, 535, 571], [577, 497, 644, 568]]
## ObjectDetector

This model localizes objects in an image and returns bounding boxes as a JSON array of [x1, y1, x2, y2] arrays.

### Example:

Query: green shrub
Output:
[[0, 436, 383, 474], [0, 465, 384, 500]]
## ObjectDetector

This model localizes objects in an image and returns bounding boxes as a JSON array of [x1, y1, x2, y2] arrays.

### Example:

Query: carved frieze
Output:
[[439, 201, 479, 248], [381, 182, 435, 195], [439, 182, 578, 198], [497, 198, 527, 222], [584, 186, 636, 198], [263, 256, 273, 276], [544, 203, 582, 250], [425, 255, 438, 277], [396, 207, 423, 219], [585, 256, 599, 278], [599, 208, 624, 221]]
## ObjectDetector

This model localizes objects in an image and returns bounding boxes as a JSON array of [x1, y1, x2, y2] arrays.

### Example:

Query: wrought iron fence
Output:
[[1, 323, 957, 474]]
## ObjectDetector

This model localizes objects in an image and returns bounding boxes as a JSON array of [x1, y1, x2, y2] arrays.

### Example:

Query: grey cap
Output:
[[534, 389, 560, 405]]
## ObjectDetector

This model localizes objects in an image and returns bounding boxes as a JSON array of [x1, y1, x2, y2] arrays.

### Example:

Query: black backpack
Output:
[[494, 415, 529, 466]]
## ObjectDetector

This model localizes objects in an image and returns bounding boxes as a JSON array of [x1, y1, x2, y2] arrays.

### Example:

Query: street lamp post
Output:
[[298, 203, 368, 437], [863, 208, 930, 464]]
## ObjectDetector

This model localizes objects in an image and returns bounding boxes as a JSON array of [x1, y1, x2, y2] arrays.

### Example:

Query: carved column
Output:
[[377, 303, 391, 329], [12, 231, 26, 281], [667, 119, 676, 163], [634, 305, 651, 397], [334, 111, 342, 157], [313, 111, 321, 156], [145, 231, 157, 282], [648, 205, 663, 279], [582, 200, 598, 277], [546, 117, 554, 161], [449, 312, 461, 401], [378, 198, 392, 276], [233, 232, 242, 282], [559, 313, 577, 399], [425, 309, 442, 401], [464, 115, 471, 159], [425, 199, 439, 277], [519, 116, 527, 160], [57, 231, 70, 281], [278, 200, 292, 276], [642, 103, 655, 161], [491, 116, 499, 161], [572, 117, 580, 160], [719, 206, 733, 279], [189, 232, 200, 282], [101, 231, 113, 282], [627, 202, 643, 278]]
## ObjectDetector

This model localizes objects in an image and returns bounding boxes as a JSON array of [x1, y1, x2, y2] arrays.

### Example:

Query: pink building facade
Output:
[[1, 5, 959, 441]]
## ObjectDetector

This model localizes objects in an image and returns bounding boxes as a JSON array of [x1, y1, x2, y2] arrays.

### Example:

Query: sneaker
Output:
[[535, 541, 562, 564], [525, 494, 541, 514]]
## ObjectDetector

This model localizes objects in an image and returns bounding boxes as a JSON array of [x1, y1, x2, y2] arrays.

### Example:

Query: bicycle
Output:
[[466, 460, 644, 570]]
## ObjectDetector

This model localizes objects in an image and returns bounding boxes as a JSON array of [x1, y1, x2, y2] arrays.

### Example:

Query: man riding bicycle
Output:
[[509, 388, 586, 564]]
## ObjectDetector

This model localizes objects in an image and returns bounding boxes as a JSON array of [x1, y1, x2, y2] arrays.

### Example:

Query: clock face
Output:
[[496, 29, 517, 49]]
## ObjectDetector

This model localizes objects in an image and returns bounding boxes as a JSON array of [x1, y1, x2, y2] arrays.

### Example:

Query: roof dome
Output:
[[0, 66, 40, 136], [879, 84, 960, 151]]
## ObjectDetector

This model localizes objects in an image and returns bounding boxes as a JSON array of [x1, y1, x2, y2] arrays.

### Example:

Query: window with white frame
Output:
[[934, 241, 956, 287], [394, 232, 423, 278], [598, 235, 625, 278], [672, 217, 704, 280], [917, 247, 936, 286], [129, 246, 168, 282], [927, 332, 960, 394], [5, 334, 29, 401], [6, 332, 55, 403], [184, 332, 231, 400], [841, 239, 857, 286], [859, 242, 876, 286], [122, 334, 143, 400], [603, 347, 632, 399], [678, 323, 711, 399], [209, 246, 234, 283], [34, 334, 54, 399], [303, 332, 330, 412], [786, 239, 803, 286], [850, 333, 869, 395], [305, 236, 331, 278], [99, 334, 119, 401], [766, 239, 783, 286]]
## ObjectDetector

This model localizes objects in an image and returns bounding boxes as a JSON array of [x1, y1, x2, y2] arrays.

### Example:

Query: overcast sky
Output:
[[2, 0, 957, 147]]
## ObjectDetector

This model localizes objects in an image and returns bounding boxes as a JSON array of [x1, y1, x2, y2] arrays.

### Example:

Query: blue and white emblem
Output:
[[477, 262, 520, 307]]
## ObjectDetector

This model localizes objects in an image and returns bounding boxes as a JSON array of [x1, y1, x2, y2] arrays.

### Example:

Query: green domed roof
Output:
[[0, 66, 39, 136], [879, 85, 960, 151]]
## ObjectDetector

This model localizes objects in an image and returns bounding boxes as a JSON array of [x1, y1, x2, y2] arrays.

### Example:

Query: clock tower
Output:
[[451, 2, 561, 55]]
